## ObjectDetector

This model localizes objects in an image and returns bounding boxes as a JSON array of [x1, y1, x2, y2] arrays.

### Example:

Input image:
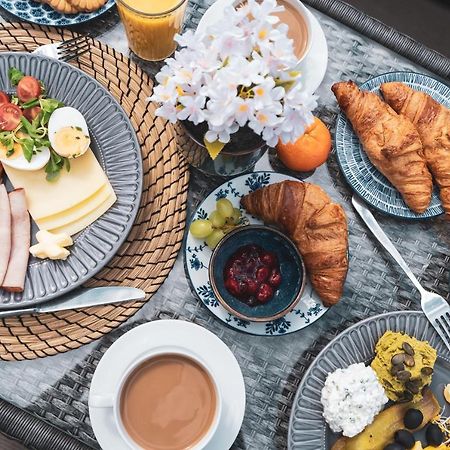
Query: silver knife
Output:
[[0, 287, 146, 319]]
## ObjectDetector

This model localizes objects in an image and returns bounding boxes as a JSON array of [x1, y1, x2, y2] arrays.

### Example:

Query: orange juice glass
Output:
[[116, 0, 188, 61]]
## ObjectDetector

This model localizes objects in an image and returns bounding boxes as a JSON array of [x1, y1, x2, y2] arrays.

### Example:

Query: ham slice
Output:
[[2, 189, 30, 293], [0, 184, 11, 285]]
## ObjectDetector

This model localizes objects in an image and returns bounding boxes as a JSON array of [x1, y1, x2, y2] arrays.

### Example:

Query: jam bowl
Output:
[[209, 225, 306, 322]]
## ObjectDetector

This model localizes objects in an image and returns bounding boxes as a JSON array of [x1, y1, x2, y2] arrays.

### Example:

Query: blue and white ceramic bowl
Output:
[[335, 71, 449, 219], [185, 171, 328, 336], [209, 225, 306, 322], [0, 0, 115, 26]]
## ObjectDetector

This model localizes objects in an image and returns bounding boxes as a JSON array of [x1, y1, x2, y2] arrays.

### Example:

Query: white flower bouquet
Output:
[[150, 0, 317, 159]]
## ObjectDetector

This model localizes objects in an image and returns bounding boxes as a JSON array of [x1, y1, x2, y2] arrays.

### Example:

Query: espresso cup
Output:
[[89, 346, 223, 450]]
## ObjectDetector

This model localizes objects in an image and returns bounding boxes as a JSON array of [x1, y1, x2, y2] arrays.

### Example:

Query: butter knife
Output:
[[0, 287, 146, 319]]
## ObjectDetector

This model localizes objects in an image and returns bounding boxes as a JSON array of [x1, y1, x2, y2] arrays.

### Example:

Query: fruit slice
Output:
[[331, 389, 440, 450]]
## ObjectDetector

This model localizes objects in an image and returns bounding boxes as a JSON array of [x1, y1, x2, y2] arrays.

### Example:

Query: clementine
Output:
[[276, 116, 332, 171]]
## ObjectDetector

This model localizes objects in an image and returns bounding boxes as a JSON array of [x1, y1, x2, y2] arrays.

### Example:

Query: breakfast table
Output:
[[0, 1, 448, 449]]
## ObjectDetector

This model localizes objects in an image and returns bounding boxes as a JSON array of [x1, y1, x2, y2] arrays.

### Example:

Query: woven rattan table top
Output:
[[0, 1, 449, 449]]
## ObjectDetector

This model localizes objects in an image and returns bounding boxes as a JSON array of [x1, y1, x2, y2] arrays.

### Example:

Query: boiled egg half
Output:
[[0, 141, 50, 171], [48, 107, 90, 158]]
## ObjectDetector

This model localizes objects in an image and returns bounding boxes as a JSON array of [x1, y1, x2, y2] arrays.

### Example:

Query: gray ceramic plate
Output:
[[288, 311, 450, 449], [0, 53, 142, 309]]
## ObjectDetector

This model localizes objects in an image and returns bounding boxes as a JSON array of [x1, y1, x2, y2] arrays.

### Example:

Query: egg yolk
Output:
[[0, 142, 23, 160], [54, 127, 89, 158]]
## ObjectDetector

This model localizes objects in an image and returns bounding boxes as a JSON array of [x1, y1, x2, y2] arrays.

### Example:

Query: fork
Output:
[[352, 194, 450, 352], [32, 34, 90, 62]]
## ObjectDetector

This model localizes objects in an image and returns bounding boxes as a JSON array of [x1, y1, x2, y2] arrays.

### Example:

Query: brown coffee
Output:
[[120, 354, 217, 450], [274, 0, 309, 59]]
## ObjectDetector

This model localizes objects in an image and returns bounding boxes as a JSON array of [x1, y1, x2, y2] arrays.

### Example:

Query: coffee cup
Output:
[[233, 0, 313, 65], [89, 346, 222, 450]]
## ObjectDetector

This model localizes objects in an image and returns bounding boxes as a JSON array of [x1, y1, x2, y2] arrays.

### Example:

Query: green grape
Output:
[[216, 198, 234, 218], [227, 208, 241, 225], [189, 219, 213, 239], [209, 210, 226, 228], [206, 229, 225, 249]]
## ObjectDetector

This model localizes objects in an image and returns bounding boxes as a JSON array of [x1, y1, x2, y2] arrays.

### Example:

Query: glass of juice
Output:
[[116, 0, 188, 61]]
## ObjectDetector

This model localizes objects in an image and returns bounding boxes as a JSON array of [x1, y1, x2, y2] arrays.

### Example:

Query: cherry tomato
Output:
[[23, 106, 42, 122], [0, 92, 9, 105], [17, 76, 41, 103], [0, 103, 22, 131]]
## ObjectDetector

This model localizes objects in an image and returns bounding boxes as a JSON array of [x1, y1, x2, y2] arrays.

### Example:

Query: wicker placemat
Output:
[[0, 22, 189, 362]]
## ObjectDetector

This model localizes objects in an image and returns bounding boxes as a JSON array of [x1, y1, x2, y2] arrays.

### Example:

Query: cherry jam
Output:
[[223, 244, 282, 306]]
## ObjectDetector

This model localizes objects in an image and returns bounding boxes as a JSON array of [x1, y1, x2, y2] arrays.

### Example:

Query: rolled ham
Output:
[[2, 189, 30, 292], [0, 184, 11, 285]]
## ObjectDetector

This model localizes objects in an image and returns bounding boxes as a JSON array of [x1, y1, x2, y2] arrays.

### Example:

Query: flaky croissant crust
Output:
[[332, 80, 433, 214], [241, 181, 349, 306], [381, 82, 450, 219]]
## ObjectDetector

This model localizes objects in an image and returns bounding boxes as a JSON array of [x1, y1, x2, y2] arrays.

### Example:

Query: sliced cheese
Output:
[[3, 149, 107, 220], [50, 189, 117, 236], [36, 183, 113, 230]]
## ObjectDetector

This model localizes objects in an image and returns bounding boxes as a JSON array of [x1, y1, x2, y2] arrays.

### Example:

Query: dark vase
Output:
[[177, 120, 268, 177]]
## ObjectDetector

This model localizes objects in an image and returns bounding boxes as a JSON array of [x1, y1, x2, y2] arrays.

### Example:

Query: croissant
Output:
[[240, 181, 348, 306], [332, 81, 433, 213], [381, 82, 450, 219]]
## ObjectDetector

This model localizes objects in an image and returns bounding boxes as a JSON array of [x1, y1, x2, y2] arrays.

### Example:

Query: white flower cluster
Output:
[[150, 0, 317, 147]]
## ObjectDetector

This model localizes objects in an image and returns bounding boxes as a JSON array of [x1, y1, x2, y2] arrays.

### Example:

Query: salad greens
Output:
[[1, 67, 69, 181]]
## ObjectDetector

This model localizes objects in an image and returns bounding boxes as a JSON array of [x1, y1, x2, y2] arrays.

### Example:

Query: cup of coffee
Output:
[[237, 0, 312, 64], [89, 347, 222, 450]]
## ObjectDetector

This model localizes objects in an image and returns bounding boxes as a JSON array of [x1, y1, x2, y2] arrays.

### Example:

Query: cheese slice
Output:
[[50, 189, 117, 236], [3, 149, 108, 220], [36, 183, 113, 231]]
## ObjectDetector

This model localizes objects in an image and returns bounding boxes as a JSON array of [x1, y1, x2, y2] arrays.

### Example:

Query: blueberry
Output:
[[404, 408, 423, 429], [384, 443, 405, 450], [394, 429, 415, 449], [426, 423, 444, 446]]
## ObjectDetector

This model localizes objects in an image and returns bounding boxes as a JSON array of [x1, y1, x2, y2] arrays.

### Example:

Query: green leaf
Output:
[[64, 157, 71, 172], [44, 149, 65, 182], [8, 67, 24, 86], [21, 98, 39, 109], [6, 148, 14, 157], [19, 138, 34, 162], [39, 98, 63, 114], [20, 116, 39, 139]]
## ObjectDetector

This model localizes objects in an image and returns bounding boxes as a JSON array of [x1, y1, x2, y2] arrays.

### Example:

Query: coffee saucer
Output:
[[89, 320, 246, 450], [196, 0, 328, 94]]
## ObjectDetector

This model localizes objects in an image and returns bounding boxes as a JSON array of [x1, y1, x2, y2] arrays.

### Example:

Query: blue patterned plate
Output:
[[0, 0, 115, 26], [185, 171, 328, 336], [335, 71, 449, 219]]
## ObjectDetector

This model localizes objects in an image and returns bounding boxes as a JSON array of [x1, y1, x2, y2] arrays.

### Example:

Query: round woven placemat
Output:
[[0, 22, 189, 361]]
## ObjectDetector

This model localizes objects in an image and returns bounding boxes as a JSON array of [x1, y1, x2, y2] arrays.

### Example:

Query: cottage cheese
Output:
[[321, 363, 388, 437]]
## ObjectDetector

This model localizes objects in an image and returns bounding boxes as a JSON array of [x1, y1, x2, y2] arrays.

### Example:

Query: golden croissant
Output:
[[240, 181, 349, 306], [381, 82, 450, 219], [332, 81, 433, 214]]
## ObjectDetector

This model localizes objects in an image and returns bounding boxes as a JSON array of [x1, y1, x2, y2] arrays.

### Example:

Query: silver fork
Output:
[[352, 194, 450, 351], [32, 34, 90, 62]]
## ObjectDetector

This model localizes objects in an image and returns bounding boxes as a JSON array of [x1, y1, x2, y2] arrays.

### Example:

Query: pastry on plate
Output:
[[241, 180, 348, 306], [332, 80, 433, 214], [381, 82, 450, 219]]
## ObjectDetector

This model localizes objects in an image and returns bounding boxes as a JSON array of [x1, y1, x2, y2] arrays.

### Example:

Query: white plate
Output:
[[185, 172, 328, 336], [196, 0, 328, 95], [89, 320, 246, 450]]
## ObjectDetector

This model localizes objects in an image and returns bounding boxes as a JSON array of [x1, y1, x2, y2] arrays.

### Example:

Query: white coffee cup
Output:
[[89, 346, 223, 450], [225, 0, 313, 65]]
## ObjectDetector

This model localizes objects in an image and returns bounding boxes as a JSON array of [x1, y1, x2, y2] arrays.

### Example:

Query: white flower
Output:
[[252, 78, 284, 108], [177, 95, 206, 124], [151, 0, 317, 152], [155, 102, 178, 124], [233, 97, 255, 126]]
